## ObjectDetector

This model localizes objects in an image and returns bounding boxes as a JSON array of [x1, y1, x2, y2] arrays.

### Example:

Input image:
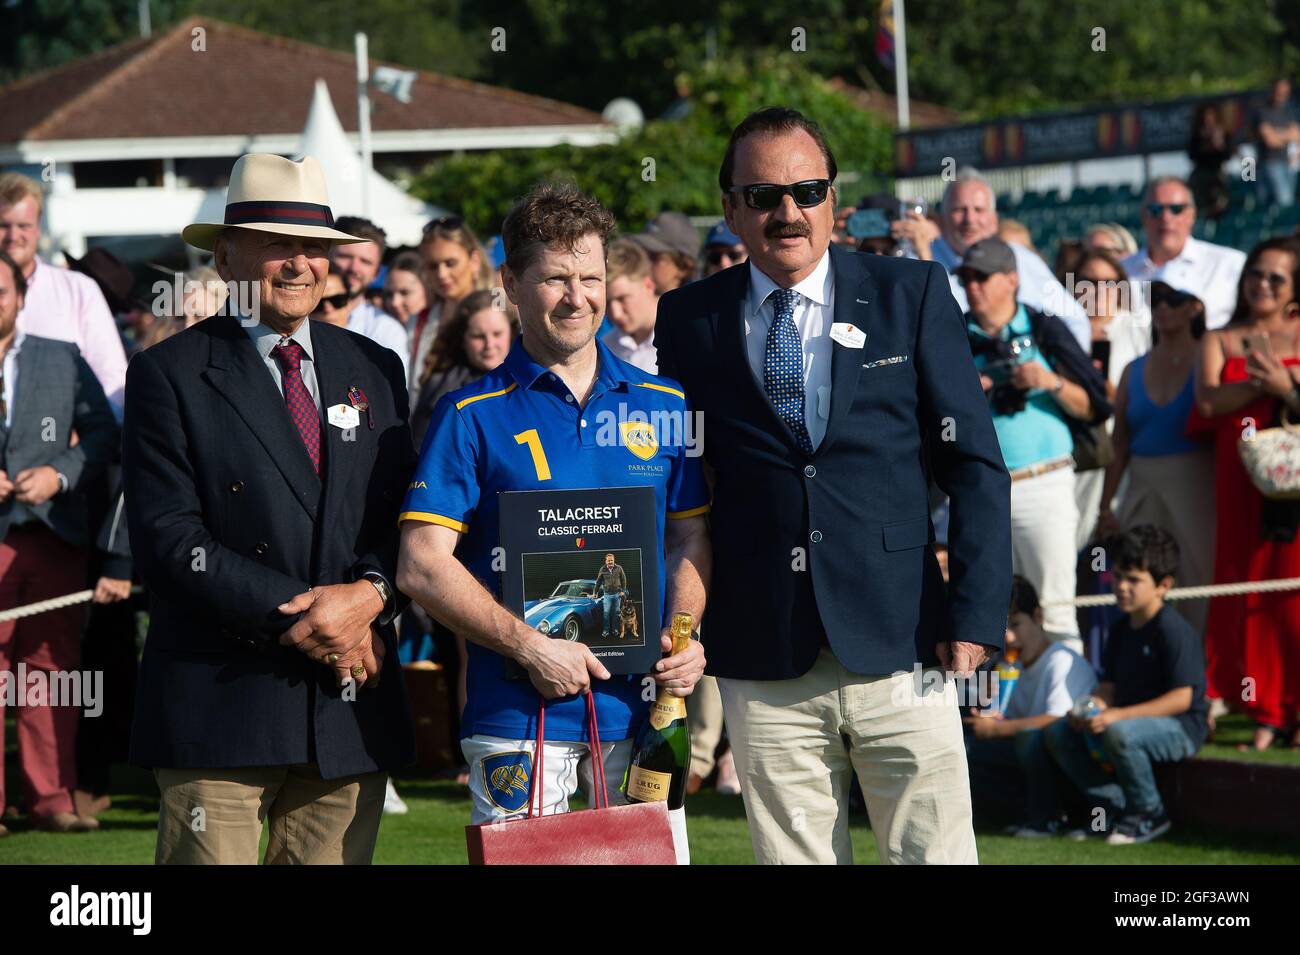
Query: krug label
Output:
[[627, 766, 672, 802], [648, 697, 687, 730]]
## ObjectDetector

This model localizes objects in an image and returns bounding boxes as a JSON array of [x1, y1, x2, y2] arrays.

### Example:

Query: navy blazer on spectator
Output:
[[654, 243, 1011, 680], [123, 314, 416, 778], [0, 335, 117, 546]]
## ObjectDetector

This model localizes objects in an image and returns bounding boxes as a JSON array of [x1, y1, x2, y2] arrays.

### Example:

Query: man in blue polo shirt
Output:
[[396, 182, 711, 862], [960, 238, 1110, 654]]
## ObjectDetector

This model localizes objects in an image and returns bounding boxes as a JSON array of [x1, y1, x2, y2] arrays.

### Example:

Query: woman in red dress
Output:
[[1193, 237, 1300, 750]]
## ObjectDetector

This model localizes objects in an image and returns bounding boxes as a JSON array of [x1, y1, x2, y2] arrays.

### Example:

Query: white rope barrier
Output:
[[1043, 577, 1300, 608], [0, 586, 143, 623], [3, 580, 1296, 620]]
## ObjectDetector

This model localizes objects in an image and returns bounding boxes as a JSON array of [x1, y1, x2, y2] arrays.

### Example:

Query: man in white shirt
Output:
[[1121, 177, 1246, 331], [0, 174, 128, 420], [329, 216, 409, 382], [601, 239, 661, 374], [930, 170, 1092, 352]]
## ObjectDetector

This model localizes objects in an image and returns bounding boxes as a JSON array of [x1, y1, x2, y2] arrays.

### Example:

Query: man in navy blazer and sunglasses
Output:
[[654, 107, 1011, 864]]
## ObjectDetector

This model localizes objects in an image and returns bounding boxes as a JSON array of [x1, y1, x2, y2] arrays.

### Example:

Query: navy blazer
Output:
[[655, 243, 1011, 680], [123, 315, 416, 778]]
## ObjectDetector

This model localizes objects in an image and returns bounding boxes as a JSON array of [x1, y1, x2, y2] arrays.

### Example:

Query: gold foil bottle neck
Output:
[[670, 612, 694, 655]]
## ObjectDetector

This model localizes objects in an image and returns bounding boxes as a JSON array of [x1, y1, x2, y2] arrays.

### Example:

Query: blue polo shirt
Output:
[[400, 337, 710, 742]]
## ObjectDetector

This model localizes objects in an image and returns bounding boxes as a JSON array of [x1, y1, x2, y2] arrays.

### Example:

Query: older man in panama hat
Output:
[[122, 154, 416, 864]]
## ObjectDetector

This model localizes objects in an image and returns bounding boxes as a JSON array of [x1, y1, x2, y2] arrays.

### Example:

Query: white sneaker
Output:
[[715, 749, 742, 795], [383, 777, 409, 815]]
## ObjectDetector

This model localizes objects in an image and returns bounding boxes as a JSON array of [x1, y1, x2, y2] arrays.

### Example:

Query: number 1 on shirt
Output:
[[513, 429, 552, 481]]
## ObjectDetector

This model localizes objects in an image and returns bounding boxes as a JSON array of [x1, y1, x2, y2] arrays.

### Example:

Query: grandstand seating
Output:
[[996, 176, 1296, 264]]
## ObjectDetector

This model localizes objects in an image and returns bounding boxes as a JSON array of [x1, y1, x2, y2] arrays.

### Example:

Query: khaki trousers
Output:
[[718, 649, 978, 865], [687, 675, 725, 778], [154, 764, 386, 864]]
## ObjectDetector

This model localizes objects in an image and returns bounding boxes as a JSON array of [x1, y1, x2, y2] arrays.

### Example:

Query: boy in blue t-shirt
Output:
[[1026, 525, 1206, 845]]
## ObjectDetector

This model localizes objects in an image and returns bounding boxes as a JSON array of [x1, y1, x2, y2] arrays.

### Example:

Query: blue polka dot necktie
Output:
[[763, 287, 814, 454]]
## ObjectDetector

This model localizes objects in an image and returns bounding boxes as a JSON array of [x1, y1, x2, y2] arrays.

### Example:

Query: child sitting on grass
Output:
[[1030, 524, 1208, 845], [964, 575, 1096, 831]]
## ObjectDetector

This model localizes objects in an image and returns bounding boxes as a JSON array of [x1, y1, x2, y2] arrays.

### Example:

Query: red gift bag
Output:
[[465, 692, 676, 865]]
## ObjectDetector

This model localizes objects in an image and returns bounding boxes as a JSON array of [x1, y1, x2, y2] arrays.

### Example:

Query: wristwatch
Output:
[[55, 470, 69, 494], [1052, 374, 1065, 394], [361, 571, 396, 625]]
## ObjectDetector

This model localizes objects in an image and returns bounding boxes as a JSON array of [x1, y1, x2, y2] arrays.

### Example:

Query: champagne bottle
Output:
[[625, 612, 693, 809]]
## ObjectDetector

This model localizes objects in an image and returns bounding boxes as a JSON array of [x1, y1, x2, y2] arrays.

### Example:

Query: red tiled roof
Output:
[[0, 16, 608, 144], [829, 78, 961, 129]]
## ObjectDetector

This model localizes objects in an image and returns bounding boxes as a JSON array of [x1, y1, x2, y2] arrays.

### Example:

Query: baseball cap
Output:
[[960, 237, 1017, 277], [632, 211, 699, 261], [703, 220, 742, 249]]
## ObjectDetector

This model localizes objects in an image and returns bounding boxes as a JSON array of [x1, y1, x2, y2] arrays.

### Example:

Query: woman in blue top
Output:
[[1098, 280, 1215, 636]]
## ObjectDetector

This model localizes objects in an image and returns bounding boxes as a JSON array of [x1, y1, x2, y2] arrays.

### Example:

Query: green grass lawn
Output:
[[2, 762, 1297, 865], [1202, 714, 1300, 765]]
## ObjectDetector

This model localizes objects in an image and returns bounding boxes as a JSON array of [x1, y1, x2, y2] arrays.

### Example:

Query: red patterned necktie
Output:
[[271, 339, 321, 473]]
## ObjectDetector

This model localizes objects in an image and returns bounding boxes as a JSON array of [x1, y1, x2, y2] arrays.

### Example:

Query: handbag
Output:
[[1238, 406, 1300, 500], [1071, 422, 1115, 472], [465, 691, 676, 865]]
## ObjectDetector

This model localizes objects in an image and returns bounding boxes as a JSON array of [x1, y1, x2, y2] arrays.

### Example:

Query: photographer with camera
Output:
[[960, 238, 1112, 654]]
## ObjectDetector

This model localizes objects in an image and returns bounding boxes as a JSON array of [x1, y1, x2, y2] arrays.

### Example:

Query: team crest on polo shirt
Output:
[[481, 751, 533, 813], [620, 421, 658, 461]]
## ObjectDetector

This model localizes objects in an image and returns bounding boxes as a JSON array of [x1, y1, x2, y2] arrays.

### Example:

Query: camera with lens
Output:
[[972, 333, 1036, 416]]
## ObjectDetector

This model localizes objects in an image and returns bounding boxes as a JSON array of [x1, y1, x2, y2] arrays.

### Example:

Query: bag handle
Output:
[[526, 691, 608, 818], [586, 690, 609, 809]]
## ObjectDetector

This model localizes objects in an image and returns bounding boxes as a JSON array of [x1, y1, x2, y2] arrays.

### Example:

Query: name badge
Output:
[[327, 404, 360, 430], [830, 322, 866, 349]]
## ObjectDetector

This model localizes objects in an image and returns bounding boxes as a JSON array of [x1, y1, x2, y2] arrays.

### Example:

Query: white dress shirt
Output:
[[1122, 236, 1246, 331], [16, 257, 128, 420], [1, 330, 25, 430], [602, 327, 658, 374], [932, 236, 1092, 352], [244, 317, 321, 412], [744, 251, 835, 449], [346, 300, 410, 384]]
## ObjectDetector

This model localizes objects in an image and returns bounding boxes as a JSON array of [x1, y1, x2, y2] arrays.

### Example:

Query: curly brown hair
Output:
[[501, 180, 616, 278]]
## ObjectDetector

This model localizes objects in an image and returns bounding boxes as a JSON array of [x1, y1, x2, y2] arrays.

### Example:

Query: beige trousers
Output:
[[718, 649, 978, 865], [687, 675, 725, 778], [154, 764, 386, 865]]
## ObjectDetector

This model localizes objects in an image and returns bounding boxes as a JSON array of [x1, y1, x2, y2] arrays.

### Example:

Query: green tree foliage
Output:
[[407, 52, 894, 234]]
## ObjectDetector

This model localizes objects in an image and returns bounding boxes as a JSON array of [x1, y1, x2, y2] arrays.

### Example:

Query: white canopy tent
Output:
[[295, 78, 443, 246]]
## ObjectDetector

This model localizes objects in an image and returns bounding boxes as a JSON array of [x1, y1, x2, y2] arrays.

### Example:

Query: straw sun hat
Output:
[[182, 154, 366, 251]]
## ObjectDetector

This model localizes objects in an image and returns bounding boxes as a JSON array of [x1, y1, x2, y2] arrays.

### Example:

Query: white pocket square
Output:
[[863, 355, 909, 369]]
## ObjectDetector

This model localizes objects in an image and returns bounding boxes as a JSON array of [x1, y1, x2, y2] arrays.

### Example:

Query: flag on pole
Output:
[[875, 0, 896, 71], [371, 65, 418, 104]]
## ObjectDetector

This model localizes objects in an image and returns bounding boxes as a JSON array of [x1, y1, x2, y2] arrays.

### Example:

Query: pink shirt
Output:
[[16, 257, 127, 419]]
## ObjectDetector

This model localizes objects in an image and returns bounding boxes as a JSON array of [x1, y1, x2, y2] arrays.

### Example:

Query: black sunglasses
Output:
[[956, 269, 996, 286], [1145, 203, 1189, 217], [705, 246, 745, 266], [312, 291, 351, 312], [729, 179, 831, 211], [1150, 286, 1194, 308], [423, 215, 465, 234], [1246, 267, 1290, 287]]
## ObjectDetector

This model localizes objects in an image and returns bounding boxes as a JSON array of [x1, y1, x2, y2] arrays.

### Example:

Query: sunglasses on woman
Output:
[[729, 179, 832, 211], [1246, 267, 1289, 288], [423, 215, 465, 234], [312, 291, 351, 313], [1150, 287, 1193, 308]]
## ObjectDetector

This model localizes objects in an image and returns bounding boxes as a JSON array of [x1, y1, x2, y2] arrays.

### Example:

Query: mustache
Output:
[[765, 221, 811, 240]]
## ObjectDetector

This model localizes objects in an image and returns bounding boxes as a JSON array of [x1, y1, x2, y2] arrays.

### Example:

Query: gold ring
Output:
[[351, 665, 366, 679], [325, 653, 340, 665]]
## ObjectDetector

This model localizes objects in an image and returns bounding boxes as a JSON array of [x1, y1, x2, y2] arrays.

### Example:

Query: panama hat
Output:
[[181, 154, 367, 251]]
